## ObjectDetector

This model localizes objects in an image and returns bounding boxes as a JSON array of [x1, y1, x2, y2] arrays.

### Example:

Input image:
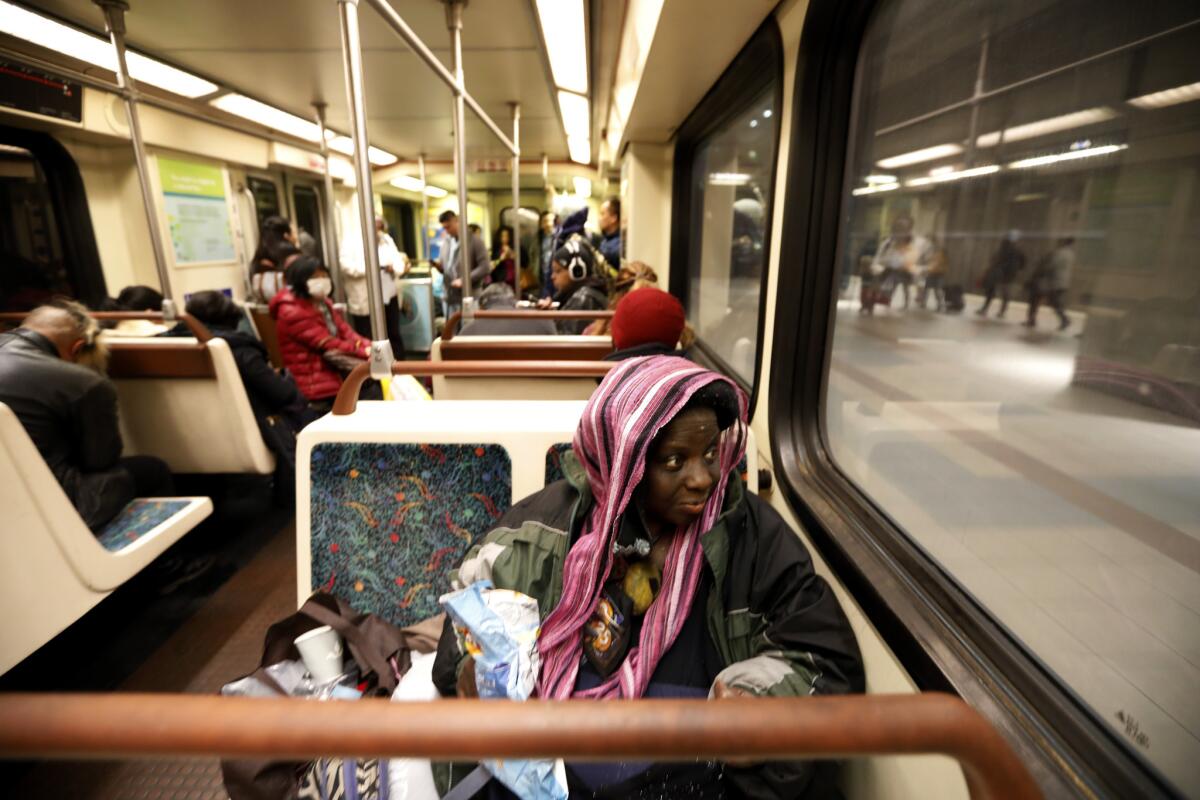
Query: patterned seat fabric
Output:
[[97, 499, 192, 552], [309, 443, 512, 626]]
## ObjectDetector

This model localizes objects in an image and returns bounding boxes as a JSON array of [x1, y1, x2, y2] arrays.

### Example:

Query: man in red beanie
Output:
[[605, 287, 691, 361]]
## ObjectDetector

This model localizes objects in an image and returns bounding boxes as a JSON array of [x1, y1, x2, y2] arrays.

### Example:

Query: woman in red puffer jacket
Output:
[[269, 257, 370, 402]]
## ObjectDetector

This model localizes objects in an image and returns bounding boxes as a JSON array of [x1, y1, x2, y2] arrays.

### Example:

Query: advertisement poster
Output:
[[158, 157, 236, 264]]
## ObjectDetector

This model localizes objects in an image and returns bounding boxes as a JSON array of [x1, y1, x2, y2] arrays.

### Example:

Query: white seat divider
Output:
[[429, 335, 609, 401], [0, 403, 212, 675], [110, 336, 275, 474]]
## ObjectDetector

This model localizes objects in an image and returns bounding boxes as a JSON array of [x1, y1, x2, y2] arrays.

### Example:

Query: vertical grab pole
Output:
[[337, 0, 393, 376], [418, 154, 430, 262], [447, 0, 474, 320], [94, 0, 176, 317], [314, 102, 344, 303], [510, 102, 521, 299]]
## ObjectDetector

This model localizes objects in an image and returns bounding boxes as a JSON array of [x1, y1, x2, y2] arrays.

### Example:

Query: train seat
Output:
[[297, 400, 758, 627], [106, 336, 276, 474], [429, 335, 612, 400], [0, 402, 212, 675]]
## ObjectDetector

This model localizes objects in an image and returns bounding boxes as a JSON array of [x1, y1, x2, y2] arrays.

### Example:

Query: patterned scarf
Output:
[[536, 356, 748, 700]]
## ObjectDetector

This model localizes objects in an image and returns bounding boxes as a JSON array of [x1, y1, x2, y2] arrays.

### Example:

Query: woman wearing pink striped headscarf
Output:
[[433, 356, 862, 799]]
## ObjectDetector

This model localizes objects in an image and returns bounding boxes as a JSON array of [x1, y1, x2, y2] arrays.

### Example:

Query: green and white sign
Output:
[[158, 156, 236, 264]]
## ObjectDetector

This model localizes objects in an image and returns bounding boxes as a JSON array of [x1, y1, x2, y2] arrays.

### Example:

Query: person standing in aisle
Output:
[[598, 197, 622, 270], [438, 210, 490, 319], [340, 216, 408, 359], [538, 211, 558, 300]]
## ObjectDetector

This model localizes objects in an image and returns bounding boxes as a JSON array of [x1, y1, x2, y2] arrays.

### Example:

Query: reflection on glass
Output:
[[827, 0, 1200, 791], [685, 89, 776, 385]]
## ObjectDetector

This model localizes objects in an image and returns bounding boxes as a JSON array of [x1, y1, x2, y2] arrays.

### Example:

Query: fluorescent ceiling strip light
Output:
[[976, 107, 1116, 148], [390, 175, 424, 192], [423, 185, 448, 198], [906, 164, 999, 186], [0, 1, 217, 98], [709, 172, 752, 186], [876, 143, 962, 169], [326, 134, 397, 166], [557, 90, 591, 140], [535, 0, 587, 94], [1008, 143, 1127, 169], [852, 182, 899, 196], [211, 94, 323, 142], [567, 136, 591, 165], [573, 176, 592, 197], [1128, 81, 1200, 109], [865, 174, 896, 184]]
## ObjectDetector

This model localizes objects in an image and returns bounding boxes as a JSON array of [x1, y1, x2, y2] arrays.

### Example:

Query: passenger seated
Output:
[[457, 283, 556, 337], [605, 287, 693, 361], [584, 260, 657, 336], [107, 285, 169, 337], [250, 215, 301, 303], [0, 303, 173, 531], [269, 257, 370, 404], [433, 356, 864, 798], [536, 240, 609, 334], [181, 291, 320, 496]]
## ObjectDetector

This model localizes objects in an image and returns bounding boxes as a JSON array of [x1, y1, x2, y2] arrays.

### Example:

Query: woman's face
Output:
[[641, 407, 721, 536], [500, 229, 511, 246], [550, 260, 572, 292]]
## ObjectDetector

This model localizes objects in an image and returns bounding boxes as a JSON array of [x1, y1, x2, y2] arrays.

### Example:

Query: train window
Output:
[[247, 176, 281, 229], [291, 184, 324, 257], [671, 22, 783, 395], [826, 0, 1200, 790]]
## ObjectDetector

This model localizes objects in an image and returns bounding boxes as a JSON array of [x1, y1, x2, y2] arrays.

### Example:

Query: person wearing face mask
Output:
[[269, 256, 371, 403], [0, 302, 174, 531]]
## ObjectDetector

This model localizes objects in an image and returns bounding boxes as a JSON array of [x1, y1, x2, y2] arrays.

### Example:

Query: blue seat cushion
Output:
[[97, 499, 191, 552], [309, 442, 512, 626]]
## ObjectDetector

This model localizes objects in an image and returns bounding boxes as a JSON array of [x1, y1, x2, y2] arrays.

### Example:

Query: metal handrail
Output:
[[442, 309, 615, 341], [0, 692, 1041, 800], [0, 310, 211, 343], [331, 359, 614, 414]]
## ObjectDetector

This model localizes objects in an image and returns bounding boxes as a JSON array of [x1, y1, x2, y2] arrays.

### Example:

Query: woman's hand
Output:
[[456, 659, 478, 698], [712, 680, 759, 767], [536, 297, 553, 309]]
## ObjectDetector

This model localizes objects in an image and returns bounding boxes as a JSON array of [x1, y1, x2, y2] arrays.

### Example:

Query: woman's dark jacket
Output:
[[554, 276, 608, 334], [433, 451, 865, 799]]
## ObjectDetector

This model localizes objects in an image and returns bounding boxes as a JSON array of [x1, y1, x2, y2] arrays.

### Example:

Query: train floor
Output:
[[828, 291, 1199, 791], [2, 476, 296, 799]]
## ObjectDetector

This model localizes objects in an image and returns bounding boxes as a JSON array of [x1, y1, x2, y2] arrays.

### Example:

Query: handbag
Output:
[[323, 349, 368, 376], [220, 593, 443, 800]]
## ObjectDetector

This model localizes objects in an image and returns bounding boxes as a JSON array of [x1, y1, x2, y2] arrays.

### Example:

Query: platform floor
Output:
[[827, 295, 1199, 792]]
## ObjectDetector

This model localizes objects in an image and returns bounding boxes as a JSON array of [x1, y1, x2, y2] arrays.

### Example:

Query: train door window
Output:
[[247, 176, 281, 230], [291, 183, 323, 257], [671, 23, 783, 395], [825, 0, 1200, 790], [381, 199, 415, 257]]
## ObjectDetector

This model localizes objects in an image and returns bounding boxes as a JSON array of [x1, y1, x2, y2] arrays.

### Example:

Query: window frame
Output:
[[668, 19, 784, 418], [768, 1, 1182, 797]]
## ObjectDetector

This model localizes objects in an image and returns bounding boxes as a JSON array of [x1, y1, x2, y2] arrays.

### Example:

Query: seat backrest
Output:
[[298, 400, 586, 626], [109, 337, 275, 474], [430, 336, 609, 400], [247, 305, 284, 369]]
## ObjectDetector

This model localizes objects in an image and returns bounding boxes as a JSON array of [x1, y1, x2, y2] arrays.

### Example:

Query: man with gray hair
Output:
[[0, 304, 172, 531], [457, 283, 557, 337]]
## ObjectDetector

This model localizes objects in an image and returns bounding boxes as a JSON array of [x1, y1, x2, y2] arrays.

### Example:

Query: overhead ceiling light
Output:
[[763, 109, 772, 118], [390, 175, 424, 192], [1008, 143, 1127, 169], [325, 134, 397, 166], [876, 143, 963, 169], [557, 91, 590, 140], [906, 164, 999, 186], [1128, 81, 1200, 110], [976, 107, 1116, 148], [423, 185, 448, 198], [852, 182, 899, 196], [573, 176, 592, 197], [211, 94, 323, 142], [567, 135, 591, 165], [0, 1, 218, 98], [535, 0, 587, 94], [929, 165, 955, 176], [865, 174, 896, 184], [709, 172, 752, 186]]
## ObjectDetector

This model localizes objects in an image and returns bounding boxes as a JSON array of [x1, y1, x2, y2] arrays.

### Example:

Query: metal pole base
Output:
[[161, 298, 178, 321], [368, 339, 395, 381]]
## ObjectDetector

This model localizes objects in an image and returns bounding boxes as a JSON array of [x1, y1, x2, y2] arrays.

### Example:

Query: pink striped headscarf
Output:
[[536, 355, 748, 700]]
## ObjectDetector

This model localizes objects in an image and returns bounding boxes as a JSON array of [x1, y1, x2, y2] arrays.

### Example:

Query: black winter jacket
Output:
[[0, 329, 132, 530], [554, 276, 608, 334]]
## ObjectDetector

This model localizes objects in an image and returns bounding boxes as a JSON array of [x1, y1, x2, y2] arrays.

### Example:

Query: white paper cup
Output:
[[294, 625, 344, 685]]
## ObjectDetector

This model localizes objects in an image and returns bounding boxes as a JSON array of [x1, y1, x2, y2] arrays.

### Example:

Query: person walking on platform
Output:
[[1025, 237, 1075, 331], [437, 210, 489, 319], [0, 304, 173, 531], [868, 214, 928, 312], [977, 232, 1026, 318]]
